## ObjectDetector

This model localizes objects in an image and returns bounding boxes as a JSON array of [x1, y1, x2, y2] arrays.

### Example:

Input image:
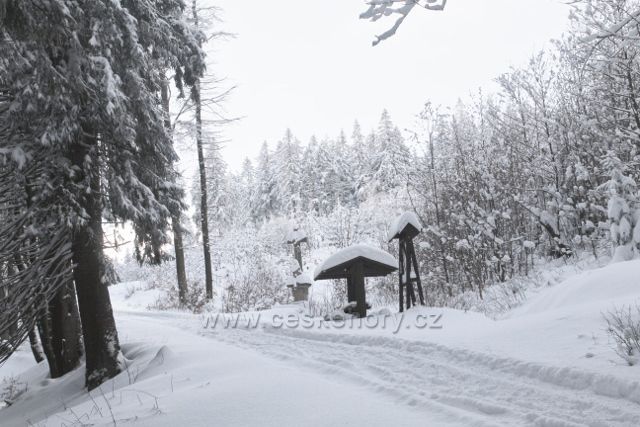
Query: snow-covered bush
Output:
[[217, 233, 290, 313], [1, 376, 27, 407], [307, 289, 344, 318], [149, 281, 209, 314], [601, 151, 639, 263], [221, 261, 289, 313], [604, 304, 640, 366]]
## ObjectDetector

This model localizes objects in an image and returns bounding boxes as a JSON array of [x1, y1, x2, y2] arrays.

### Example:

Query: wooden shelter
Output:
[[314, 245, 398, 318], [388, 212, 425, 312]]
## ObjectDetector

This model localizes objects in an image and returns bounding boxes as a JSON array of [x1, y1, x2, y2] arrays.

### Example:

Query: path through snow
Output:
[[202, 325, 640, 427]]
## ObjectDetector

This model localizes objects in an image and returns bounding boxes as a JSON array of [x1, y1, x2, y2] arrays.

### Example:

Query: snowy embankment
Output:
[[2, 260, 640, 426]]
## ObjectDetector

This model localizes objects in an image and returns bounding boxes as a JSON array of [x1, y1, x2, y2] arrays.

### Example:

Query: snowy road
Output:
[[201, 325, 640, 427], [5, 266, 640, 427]]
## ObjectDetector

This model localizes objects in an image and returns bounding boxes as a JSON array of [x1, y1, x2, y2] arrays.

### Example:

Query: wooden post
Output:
[[293, 242, 302, 273], [405, 243, 414, 308], [398, 241, 405, 312], [398, 234, 424, 311], [351, 262, 367, 318], [408, 239, 425, 305], [347, 276, 355, 303]]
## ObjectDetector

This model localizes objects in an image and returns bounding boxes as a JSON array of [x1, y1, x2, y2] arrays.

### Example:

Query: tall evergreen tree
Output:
[[253, 142, 277, 221], [0, 0, 204, 388], [369, 110, 411, 192], [273, 129, 303, 215]]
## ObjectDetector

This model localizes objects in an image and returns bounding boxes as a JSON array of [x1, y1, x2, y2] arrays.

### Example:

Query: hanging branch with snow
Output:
[[360, 0, 447, 46]]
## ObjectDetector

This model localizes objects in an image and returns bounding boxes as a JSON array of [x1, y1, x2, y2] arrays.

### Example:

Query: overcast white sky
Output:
[[197, 0, 571, 172]]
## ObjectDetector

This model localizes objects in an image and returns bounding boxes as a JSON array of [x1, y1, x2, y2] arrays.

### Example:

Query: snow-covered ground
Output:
[[2, 260, 640, 426]]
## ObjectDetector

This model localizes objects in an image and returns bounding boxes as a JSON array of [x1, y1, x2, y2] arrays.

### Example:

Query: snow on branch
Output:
[[360, 0, 447, 46]]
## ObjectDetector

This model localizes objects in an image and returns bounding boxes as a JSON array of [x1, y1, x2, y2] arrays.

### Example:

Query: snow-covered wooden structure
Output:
[[286, 226, 311, 301], [292, 272, 313, 302], [388, 212, 425, 312], [314, 244, 398, 318], [286, 226, 308, 276]]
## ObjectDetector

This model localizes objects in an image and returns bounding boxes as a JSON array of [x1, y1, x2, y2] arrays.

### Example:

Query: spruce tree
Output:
[[0, 0, 204, 388]]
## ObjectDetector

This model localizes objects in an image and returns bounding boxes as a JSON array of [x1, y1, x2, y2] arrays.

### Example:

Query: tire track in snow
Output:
[[200, 327, 640, 427]]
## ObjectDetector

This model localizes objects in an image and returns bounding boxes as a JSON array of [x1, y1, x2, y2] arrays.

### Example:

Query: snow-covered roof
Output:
[[314, 244, 398, 280], [285, 275, 296, 287], [286, 228, 308, 244], [295, 272, 313, 286], [387, 211, 422, 242]]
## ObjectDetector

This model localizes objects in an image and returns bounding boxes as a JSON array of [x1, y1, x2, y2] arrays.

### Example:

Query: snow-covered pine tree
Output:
[[313, 138, 341, 214], [369, 110, 411, 193], [601, 151, 639, 262], [237, 158, 256, 225], [334, 130, 357, 206], [193, 137, 229, 235], [1, 0, 204, 389], [273, 129, 303, 215], [253, 142, 278, 222], [300, 136, 321, 212]]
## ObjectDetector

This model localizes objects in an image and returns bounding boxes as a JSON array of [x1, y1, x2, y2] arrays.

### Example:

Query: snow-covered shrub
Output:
[[1, 376, 27, 406], [115, 243, 213, 301], [368, 275, 398, 308], [220, 246, 289, 313], [307, 281, 347, 317], [149, 281, 208, 313], [442, 270, 542, 318], [124, 284, 138, 299], [600, 151, 639, 263], [604, 305, 640, 366]]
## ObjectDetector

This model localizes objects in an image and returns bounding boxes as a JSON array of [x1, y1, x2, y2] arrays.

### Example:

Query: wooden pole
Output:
[[398, 241, 405, 312], [408, 239, 425, 305], [404, 241, 411, 309], [404, 239, 417, 308], [346, 276, 355, 303], [293, 242, 302, 275], [352, 262, 367, 318]]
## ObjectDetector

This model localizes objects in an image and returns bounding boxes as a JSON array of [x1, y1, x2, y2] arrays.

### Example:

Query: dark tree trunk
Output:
[[47, 280, 82, 377], [172, 214, 188, 304], [71, 129, 121, 390], [37, 280, 83, 379], [28, 327, 44, 363], [36, 307, 57, 375], [194, 83, 213, 300], [192, 0, 213, 301], [160, 75, 188, 304]]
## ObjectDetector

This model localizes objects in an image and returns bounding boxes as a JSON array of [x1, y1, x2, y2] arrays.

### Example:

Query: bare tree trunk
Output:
[[160, 75, 189, 304], [36, 307, 56, 375], [48, 280, 82, 377], [172, 214, 188, 304], [193, 0, 213, 300], [28, 327, 44, 364], [71, 128, 121, 390]]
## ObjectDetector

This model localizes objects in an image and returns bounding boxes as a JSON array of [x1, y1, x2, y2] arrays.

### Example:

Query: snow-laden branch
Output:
[[579, 6, 640, 42], [360, 0, 447, 46]]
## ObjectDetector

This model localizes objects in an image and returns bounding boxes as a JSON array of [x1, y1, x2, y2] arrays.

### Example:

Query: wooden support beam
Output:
[[351, 262, 367, 318], [408, 240, 425, 305], [398, 241, 405, 312], [347, 276, 355, 303]]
